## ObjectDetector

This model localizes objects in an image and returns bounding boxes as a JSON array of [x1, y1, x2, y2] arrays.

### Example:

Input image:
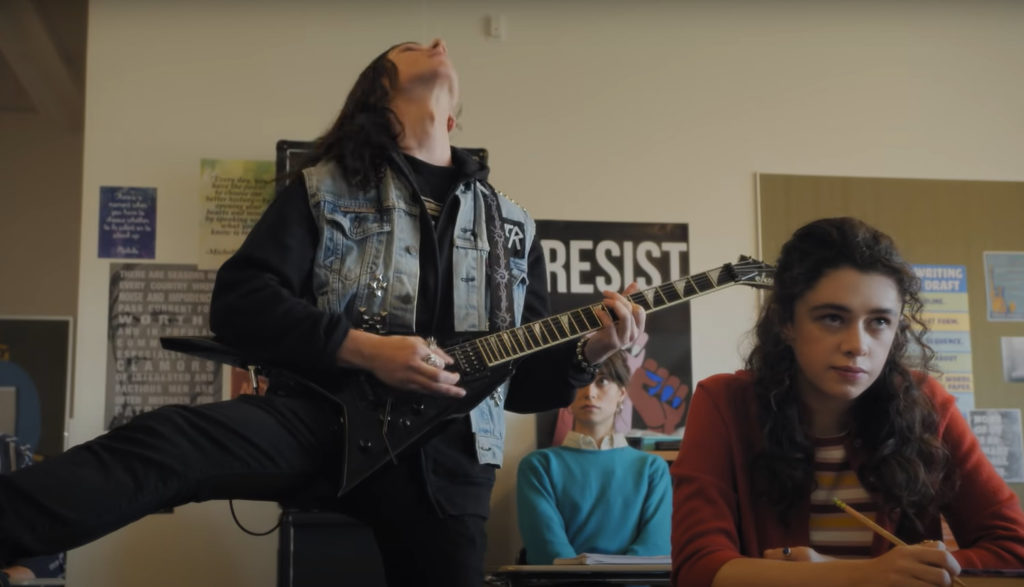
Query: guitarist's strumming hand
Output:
[[582, 283, 647, 364], [335, 329, 466, 398]]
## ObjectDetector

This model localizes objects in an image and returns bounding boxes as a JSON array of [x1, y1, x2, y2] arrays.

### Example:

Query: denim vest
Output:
[[303, 160, 535, 466]]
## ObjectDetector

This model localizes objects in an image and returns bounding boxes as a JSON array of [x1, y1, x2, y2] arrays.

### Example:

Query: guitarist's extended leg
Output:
[[0, 390, 344, 565]]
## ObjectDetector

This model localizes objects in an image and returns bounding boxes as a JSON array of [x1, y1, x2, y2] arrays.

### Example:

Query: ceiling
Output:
[[0, 0, 88, 129]]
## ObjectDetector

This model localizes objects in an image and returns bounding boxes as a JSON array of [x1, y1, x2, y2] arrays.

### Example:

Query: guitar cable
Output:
[[229, 499, 280, 536]]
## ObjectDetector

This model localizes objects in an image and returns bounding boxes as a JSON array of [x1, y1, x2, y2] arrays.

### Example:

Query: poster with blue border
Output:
[[98, 186, 156, 259], [984, 251, 1024, 322], [913, 264, 974, 412]]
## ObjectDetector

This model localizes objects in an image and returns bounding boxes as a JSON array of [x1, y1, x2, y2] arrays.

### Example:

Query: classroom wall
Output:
[[0, 114, 82, 318], [71, 0, 1024, 584]]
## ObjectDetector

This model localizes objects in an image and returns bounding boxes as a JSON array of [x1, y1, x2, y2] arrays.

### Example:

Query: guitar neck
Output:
[[447, 262, 741, 376]]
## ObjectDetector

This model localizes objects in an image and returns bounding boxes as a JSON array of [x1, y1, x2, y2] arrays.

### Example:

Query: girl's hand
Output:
[[763, 542, 959, 586], [859, 542, 960, 586]]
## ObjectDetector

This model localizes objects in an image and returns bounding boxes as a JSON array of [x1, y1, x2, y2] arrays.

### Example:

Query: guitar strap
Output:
[[480, 187, 515, 333]]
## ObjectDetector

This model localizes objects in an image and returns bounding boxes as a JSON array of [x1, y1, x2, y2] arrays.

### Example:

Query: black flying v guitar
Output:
[[161, 255, 774, 496]]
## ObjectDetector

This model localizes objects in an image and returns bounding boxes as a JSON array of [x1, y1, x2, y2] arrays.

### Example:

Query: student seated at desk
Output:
[[671, 217, 1024, 587], [517, 350, 671, 565]]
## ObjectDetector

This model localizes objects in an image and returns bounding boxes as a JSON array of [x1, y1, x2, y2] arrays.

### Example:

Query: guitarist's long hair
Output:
[[298, 44, 405, 191], [746, 217, 954, 536]]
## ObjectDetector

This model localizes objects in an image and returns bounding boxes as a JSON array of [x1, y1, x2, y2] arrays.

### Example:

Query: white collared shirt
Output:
[[561, 430, 629, 451]]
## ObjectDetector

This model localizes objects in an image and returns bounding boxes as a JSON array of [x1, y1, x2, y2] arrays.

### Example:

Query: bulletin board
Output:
[[757, 173, 1024, 498]]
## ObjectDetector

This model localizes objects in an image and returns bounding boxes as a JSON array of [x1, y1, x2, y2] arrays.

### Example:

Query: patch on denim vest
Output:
[[503, 218, 527, 259]]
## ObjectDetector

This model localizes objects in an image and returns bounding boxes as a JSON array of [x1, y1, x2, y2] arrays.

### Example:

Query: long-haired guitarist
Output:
[[0, 40, 645, 587]]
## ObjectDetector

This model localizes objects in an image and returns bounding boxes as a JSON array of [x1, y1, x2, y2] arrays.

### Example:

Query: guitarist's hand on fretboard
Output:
[[335, 330, 467, 398], [582, 282, 648, 364]]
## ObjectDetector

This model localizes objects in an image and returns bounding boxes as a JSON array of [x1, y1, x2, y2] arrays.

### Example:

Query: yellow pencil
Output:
[[833, 497, 966, 587]]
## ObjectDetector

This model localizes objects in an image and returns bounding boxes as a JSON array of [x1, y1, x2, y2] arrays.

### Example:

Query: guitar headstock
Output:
[[730, 255, 775, 289]]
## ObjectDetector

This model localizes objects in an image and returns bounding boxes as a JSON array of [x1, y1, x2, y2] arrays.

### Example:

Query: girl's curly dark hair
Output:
[[747, 217, 953, 535]]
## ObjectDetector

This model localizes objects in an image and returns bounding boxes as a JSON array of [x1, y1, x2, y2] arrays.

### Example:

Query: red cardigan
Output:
[[670, 371, 1024, 586]]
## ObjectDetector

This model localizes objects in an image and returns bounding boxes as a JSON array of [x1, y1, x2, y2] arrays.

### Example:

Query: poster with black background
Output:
[[536, 220, 691, 446], [106, 263, 220, 429]]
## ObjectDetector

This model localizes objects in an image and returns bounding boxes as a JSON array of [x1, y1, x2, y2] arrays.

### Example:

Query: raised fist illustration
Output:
[[627, 356, 690, 434]]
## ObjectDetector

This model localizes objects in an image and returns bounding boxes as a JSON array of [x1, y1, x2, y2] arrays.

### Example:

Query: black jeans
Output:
[[340, 444, 488, 587], [0, 390, 487, 586]]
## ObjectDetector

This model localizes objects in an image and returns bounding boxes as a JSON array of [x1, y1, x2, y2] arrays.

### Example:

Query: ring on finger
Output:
[[422, 353, 443, 368], [782, 546, 791, 558]]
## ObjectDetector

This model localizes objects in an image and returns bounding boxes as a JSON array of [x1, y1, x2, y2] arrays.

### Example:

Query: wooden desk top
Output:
[[492, 564, 670, 586]]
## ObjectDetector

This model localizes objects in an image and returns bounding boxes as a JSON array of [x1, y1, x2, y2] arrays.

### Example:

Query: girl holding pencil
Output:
[[671, 217, 1024, 586]]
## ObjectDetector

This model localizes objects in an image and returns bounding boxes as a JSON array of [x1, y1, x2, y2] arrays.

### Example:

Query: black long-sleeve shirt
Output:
[[208, 150, 590, 515]]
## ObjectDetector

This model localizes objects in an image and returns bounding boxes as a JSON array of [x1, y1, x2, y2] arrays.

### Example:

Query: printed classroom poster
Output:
[[984, 251, 1024, 322], [1002, 337, 1024, 383], [912, 265, 975, 412], [106, 263, 220, 429], [538, 220, 692, 443], [969, 409, 1024, 483], [198, 158, 275, 270], [98, 186, 156, 259]]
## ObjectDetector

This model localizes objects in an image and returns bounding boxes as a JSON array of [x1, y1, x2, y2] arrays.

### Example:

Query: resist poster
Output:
[[537, 220, 691, 441]]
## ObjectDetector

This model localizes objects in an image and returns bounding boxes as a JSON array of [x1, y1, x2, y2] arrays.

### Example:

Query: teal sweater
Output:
[[516, 446, 672, 564]]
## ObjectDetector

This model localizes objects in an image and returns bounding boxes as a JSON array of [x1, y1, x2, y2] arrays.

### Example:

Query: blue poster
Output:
[[98, 186, 156, 259], [984, 251, 1024, 322]]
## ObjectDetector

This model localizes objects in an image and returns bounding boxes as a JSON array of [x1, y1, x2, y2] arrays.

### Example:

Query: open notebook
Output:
[[553, 553, 671, 565]]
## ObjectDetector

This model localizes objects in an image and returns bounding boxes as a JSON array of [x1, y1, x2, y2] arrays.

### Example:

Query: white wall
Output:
[[74, 0, 1024, 584]]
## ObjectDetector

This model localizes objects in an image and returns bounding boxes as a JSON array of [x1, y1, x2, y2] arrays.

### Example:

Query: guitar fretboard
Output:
[[448, 263, 741, 376]]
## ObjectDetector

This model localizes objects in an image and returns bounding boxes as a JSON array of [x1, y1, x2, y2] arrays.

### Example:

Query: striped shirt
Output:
[[808, 434, 875, 558], [421, 196, 443, 220]]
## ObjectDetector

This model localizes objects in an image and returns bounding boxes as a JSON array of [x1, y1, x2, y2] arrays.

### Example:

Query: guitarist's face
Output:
[[570, 375, 626, 430], [387, 39, 459, 110]]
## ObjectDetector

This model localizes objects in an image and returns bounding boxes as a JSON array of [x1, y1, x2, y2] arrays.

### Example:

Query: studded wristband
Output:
[[574, 337, 602, 377]]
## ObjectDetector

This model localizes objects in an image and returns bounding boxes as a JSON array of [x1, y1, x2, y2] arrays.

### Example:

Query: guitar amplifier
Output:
[[277, 509, 387, 587]]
